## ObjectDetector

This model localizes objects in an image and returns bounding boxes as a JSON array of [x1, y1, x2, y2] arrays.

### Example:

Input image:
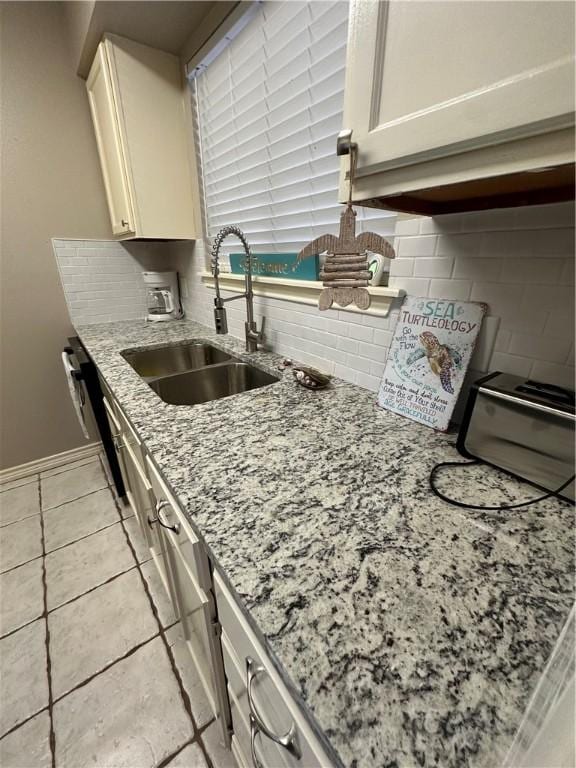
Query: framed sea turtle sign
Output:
[[377, 296, 487, 431]]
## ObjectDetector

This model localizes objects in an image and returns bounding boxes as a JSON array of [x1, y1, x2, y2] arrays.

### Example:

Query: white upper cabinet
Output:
[[86, 35, 201, 239], [341, 0, 576, 214]]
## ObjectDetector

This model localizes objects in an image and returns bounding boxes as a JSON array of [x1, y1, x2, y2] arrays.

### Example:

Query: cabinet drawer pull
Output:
[[121, 219, 129, 227], [246, 656, 301, 759], [250, 714, 265, 768], [155, 499, 180, 534]]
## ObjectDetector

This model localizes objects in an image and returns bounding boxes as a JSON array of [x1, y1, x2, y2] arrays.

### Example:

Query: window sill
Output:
[[200, 272, 404, 317]]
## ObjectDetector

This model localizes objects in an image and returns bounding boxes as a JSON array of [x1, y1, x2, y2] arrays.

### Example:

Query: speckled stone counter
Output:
[[77, 318, 574, 768]]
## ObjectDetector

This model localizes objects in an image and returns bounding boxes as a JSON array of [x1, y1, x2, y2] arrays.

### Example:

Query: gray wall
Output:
[[0, 2, 112, 469]]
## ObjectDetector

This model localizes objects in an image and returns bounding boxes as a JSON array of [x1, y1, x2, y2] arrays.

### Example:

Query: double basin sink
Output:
[[121, 341, 279, 406]]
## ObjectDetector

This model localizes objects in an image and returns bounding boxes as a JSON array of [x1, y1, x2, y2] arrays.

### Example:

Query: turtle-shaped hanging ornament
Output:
[[296, 131, 395, 311]]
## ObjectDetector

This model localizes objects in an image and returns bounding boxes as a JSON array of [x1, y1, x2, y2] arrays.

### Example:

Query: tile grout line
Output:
[[44, 516, 131, 557], [0, 706, 51, 743], [37, 476, 57, 768], [103, 456, 216, 768], [0, 515, 131, 578], [0, 510, 42, 530], [51, 633, 162, 706], [45, 562, 139, 617], [36, 457, 101, 481], [41, 483, 110, 514]]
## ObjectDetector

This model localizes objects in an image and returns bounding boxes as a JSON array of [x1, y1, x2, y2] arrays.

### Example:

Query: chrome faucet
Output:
[[211, 226, 262, 353]]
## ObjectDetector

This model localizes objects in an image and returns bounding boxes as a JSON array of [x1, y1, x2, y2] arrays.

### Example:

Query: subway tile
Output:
[[339, 310, 365, 325], [348, 324, 374, 343], [346, 354, 371, 374], [489, 352, 533, 378], [387, 276, 430, 295], [531, 228, 575, 256], [530, 361, 575, 389], [394, 217, 421, 236], [429, 279, 471, 301], [513, 202, 575, 230], [493, 329, 512, 353], [357, 341, 387, 362], [333, 364, 358, 384], [414, 258, 454, 279], [337, 336, 359, 354], [500, 258, 564, 285], [561, 258, 575, 285], [370, 360, 386, 378], [544, 309, 575, 337], [458, 208, 517, 233], [373, 329, 394, 347], [389, 258, 414, 277], [356, 372, 381, 392], [480, 231, 533, 258], [437, 233, 482, 258], [361, 313, 391, 330], [453, 257, 503, 282], [396, 235, 437, 257], [470, 283, 524, 316], [509, 334, 572, 364], [522, 285, 574, 313], [498, 308, 548, 335], [419, 214, 462, 234]]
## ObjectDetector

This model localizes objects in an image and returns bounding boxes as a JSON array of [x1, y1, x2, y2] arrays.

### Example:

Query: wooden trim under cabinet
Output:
[[358, 163, 576, 216]]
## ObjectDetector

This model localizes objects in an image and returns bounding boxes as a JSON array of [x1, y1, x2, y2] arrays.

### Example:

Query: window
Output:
[[190, 0, 395, 269]]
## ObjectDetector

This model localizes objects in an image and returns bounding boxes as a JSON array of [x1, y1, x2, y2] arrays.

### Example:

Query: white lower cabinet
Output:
[[99, 381, 332, 768], [145, 456, 231, 744], [214, 571, 334, 768]]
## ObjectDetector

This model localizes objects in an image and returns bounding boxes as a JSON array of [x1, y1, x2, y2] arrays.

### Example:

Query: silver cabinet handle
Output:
[[250, 714, 265, 768], [113, 435, 124, 452], [246, 656, 301, 759], [155, 499, 180, 534]]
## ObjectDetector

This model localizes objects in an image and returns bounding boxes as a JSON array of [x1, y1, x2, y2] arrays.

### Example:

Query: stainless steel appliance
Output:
[[63, 338, 126, 498], [458, 372, 575, 501]]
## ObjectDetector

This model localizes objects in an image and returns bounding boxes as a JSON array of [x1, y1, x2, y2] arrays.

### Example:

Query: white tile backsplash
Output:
[[52, 239, 174, 325], [53, 201, 574, 396], [175, 202, 574, 394]]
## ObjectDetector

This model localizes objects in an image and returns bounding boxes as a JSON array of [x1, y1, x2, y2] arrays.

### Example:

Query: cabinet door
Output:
[[86, 44, 135, 237], [344, 0, 575, 181], [102, 398, 131, 500]]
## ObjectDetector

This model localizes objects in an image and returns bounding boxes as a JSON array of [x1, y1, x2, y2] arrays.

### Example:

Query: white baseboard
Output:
[[0, 442, 102, 483]]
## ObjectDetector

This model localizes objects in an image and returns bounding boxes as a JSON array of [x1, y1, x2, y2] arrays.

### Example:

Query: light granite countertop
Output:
[[77, 318, 574, 768]]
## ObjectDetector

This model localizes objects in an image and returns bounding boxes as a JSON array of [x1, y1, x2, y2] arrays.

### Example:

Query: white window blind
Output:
[[191, 0, 395, 266]]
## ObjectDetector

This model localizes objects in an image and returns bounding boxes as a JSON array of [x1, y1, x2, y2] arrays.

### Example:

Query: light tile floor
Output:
[[0, 454, 230, 768]]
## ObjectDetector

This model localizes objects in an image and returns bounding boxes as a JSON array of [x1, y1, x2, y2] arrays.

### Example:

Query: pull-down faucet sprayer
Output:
[[211, 226, 262, 353]]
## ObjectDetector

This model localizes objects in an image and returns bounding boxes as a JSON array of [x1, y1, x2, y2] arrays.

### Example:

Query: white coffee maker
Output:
[[143, 271, 184, 322]]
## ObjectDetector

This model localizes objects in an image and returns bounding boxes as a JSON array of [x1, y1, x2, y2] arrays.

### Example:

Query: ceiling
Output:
[[64, 1, 238, 77]]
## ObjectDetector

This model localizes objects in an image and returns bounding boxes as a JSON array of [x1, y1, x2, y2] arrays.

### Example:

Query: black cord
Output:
[[429, 459, 575, 511]]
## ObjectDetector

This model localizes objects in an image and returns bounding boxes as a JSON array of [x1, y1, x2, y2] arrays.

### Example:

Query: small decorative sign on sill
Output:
[[377, 296, 487, 431], [230, 253, 319, 281]]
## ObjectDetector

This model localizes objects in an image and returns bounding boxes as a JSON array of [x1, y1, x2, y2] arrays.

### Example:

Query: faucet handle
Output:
[[245, 320, 263, 352]]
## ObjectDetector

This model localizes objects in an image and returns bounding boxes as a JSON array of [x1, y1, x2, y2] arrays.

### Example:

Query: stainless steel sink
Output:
[[122, 342, 231, 380], [148, 362, 279, 406]]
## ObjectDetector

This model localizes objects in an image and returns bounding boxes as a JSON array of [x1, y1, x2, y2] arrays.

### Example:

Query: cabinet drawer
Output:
[[98, 373, 115, 411], [223, 637, 291, 768], [145, 457, 211, 593], [102, 396, 121, 436], [115, 401, 145, 469], [214, 571, 333, 768], [226, 679, 292, 768]]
